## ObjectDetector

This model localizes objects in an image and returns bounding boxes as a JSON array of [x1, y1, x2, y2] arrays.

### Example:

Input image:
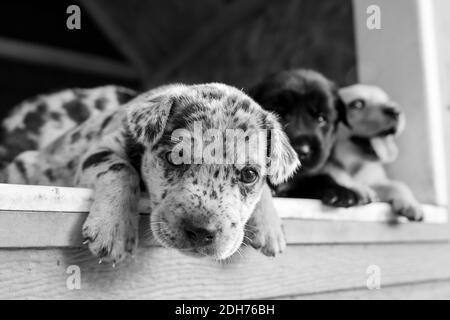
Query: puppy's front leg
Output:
[[246, 183, 286, 257], [78, 146, 140, 264], [372, 181, 423, 221], [286, 174, 375, 207]]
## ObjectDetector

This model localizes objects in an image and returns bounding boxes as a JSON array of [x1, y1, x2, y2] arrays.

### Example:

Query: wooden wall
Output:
[[83, 0, 357, 89], [0, 184, 449, 300], [2, 243, 450, 299]]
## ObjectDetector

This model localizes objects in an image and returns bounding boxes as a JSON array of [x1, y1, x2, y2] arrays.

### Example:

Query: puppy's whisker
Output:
[[244, 226, 255, 232], [156, 232, 199, 252], [236, 248, 244, 259], [149, 222, 165, 226], [149, 220, 165, 224], [244, 228, 256, 237]]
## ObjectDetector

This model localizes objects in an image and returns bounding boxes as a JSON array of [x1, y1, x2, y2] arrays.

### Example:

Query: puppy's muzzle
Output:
[[383, 106, 401, 121], [291, 136, 320, 163], [183, 221, 216, 247], [296, 143, 312, 161]]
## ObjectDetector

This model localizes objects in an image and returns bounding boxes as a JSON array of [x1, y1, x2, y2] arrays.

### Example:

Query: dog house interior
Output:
[[0, 0, 450, 299]]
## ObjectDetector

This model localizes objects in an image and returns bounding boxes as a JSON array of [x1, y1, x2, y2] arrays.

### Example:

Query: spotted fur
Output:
[[0, 85, 137, 169], [1, 83, 299, 263]]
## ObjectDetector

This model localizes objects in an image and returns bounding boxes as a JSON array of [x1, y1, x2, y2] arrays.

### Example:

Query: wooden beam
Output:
[[1, 243, 450, 299], [0, 183, 447, 248], [0, 183, 445, 223], [283, 279, 450, 300], [0, 37, 138, 80]]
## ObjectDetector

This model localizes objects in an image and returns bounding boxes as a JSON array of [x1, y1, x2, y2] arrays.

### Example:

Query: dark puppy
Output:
[[250, 69, 345, 195]]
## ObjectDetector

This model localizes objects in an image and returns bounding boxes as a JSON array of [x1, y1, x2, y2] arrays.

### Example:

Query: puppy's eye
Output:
[[349, 99, 365, 110], [165, 151, 182, 166], [317, 114, 328, 126], [239, 167, 259, 184]]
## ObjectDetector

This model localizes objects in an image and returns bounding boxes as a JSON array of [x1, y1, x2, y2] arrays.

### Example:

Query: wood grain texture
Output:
[[0, 183, 446, 222], [2, 211, 450, 248], [285, 280, 450, 300], [0, 183, 448, 247], [1, 243, 450, 299]]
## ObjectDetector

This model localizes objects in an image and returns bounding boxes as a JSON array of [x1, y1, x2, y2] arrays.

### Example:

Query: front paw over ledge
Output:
[[245, 209, 286, 257], [82, 203, 138, 265], [247, 222, 287, 257], [322, 184, 377, 208], [391, 198, 424, 222]]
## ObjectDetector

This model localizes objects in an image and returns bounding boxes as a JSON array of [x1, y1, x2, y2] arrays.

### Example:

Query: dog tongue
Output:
[[370, 135, 398, 163]]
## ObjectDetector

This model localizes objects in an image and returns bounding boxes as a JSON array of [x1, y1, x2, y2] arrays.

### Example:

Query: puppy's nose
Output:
[[296, 143, 312, 160], [184, 225, 216, 246], [383, 107, 401, 120]]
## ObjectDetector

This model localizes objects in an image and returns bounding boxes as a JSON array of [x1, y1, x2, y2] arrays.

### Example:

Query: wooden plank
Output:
[[285, 279, 450, 300], [1, 243, 450, 299], [2, 211, 450, 248], [352, 0, 448, 206], [275, 197, 447, 224], [0, 183, 448, 247], [0, 183, 446, 222], [0, 37, 137, 80]]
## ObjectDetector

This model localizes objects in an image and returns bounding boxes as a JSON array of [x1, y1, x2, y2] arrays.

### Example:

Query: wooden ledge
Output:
[[0, 183, 448, 247]]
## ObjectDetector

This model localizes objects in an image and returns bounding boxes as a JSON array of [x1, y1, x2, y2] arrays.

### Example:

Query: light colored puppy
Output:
[[320, 84, 423, 221]]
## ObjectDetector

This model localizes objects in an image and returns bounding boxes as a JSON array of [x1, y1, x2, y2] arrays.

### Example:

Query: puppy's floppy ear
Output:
[[262, 111, 300, 185], [126, 93, 176, 145]]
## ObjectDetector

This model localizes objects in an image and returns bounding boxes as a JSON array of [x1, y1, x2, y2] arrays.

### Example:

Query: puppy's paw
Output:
[[322, 186, 361, 207], [357, 185, 379, 204], [322, 185, 377, 207], [246, 184, 286, 257], [246, 208, 286, 257], [391, 198, 424, 222], [82, 204, 138, 265], [247, 222, 286, 257]]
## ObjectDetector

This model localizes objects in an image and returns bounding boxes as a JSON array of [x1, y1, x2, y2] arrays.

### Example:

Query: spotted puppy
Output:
[[318, 84, 423, 220], [1, 83, 299, 262], [250, 69, 345, 196], [0, 85, 137, 170]]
